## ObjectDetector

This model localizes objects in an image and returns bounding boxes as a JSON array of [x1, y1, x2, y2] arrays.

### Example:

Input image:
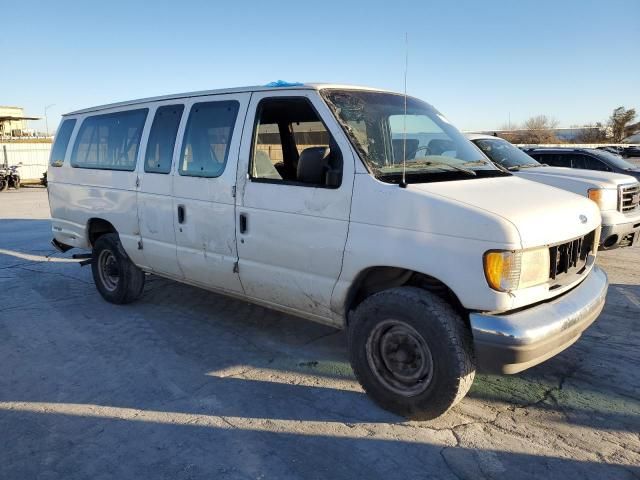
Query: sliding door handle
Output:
[[239, 213, 248, 233], [177, 204, 186, 224]]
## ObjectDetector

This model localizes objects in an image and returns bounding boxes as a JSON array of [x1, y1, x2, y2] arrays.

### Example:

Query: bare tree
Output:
[[574, 122, 608, 143], [509, 115, 559, 144], [609, 107, 636, 142]]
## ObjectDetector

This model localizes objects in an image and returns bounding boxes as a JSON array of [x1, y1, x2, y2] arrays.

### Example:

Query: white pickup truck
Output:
[[48, 83, 608, 419], [468, 134, 640, 250]]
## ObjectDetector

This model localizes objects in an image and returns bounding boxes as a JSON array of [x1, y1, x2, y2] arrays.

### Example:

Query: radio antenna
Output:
[[400, 32, 408, 188]]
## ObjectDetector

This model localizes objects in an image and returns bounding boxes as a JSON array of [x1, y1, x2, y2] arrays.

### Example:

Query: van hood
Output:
[[411, 176, 601, 248], [515, 166, 638, 188]]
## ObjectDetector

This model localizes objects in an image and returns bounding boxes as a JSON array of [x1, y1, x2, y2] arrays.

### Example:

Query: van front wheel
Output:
[[91, 233, 145, 304], [348, 287, 475, 420]]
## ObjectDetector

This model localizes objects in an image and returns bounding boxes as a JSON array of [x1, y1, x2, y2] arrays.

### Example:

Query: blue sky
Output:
[[2, 0, 638, 133]]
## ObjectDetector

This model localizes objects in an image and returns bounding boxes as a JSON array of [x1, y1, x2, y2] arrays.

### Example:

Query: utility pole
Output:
[[44, 104, 56, 137]]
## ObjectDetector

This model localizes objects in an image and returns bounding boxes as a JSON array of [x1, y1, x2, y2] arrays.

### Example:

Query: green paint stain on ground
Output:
[[470, 374, 552, 405], [271, 357, 356, 380], [470, 373, 640, 417]]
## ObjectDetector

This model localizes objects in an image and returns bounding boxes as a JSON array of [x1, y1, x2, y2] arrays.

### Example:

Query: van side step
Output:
[[51, 238, 73, 253], [71, 252, 93, 267]]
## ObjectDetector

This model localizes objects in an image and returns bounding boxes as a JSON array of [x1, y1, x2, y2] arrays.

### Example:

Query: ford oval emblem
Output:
[[579, 214, 588, 224]]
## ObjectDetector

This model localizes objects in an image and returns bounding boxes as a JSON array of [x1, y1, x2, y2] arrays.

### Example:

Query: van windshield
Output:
[[321, 90, 506, 183]]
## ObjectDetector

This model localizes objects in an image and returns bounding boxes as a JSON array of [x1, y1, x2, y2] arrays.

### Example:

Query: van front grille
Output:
[[549, 230, 596, 283], [619, 183, 640, 214]]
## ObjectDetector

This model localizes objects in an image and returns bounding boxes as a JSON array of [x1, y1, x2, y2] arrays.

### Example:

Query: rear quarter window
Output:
[[71, 109, 148, 171], [49, 119, 77, 166], [145, 104, 184, 174]]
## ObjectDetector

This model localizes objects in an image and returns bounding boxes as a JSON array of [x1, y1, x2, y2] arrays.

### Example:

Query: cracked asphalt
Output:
[[1, 188, 639, 480]]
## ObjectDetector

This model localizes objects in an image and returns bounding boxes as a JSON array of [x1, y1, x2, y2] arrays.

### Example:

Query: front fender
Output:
[[331, 222, 519, 321]]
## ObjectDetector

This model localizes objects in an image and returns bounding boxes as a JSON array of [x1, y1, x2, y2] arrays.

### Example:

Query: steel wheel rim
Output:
[[366, 319, 434, 397], [97, 250, 119, 292]]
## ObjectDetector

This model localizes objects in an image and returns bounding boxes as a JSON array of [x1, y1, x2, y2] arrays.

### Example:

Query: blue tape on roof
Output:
[[265, 80, 304, 87]]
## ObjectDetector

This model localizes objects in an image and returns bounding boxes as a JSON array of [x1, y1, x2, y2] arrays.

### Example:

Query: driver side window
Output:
[[250, 97, 342, 188]]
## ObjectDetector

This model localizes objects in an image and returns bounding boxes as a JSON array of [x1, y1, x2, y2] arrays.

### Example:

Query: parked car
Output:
[[622, 145, 640, 158], [468, 135, 640, 249], [48, 83, 608, 419], [596, 146, 624, 156], [595, 145, 640, 158], [523, 147, 640, 181]]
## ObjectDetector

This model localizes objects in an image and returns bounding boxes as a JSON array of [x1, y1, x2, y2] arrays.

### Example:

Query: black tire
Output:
[[91, 233, 145, 304], [0, 179, 7, 192], [348, 286, 475, 420]]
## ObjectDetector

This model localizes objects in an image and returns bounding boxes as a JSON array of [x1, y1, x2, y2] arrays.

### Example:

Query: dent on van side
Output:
[[48, 83, 608, 420]]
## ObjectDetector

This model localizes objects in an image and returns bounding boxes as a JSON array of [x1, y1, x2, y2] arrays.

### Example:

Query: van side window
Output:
[[250, 97, 342, 188], [50, 119, 76, 166], [179, 101, 239, 178], [145, 104, 184, 174], [71, 109, 148, 171]]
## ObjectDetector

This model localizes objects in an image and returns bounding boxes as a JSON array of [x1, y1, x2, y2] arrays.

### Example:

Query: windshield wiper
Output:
[[414, 161, 477, 176], [462, 159, 491, 167], [507, 163, 539, 171]]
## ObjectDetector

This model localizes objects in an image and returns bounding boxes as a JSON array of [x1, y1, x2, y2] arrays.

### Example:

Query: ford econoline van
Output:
[[48, 83, 608, 419]]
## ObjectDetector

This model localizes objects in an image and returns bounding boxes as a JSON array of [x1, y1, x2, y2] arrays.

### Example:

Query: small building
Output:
[[0, 106, 40, 137]]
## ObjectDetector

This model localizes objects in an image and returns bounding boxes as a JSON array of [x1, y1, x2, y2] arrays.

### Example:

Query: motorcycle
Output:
[[0, 165, 21, 192]]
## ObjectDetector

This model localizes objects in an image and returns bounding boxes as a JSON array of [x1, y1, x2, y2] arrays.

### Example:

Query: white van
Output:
[[48, 83, 608, 419], [467, 134, 640, 249]]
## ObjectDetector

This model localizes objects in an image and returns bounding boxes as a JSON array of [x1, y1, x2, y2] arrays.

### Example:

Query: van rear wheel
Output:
[[348, 287, 475, 420], [91, 233, 145, 304]]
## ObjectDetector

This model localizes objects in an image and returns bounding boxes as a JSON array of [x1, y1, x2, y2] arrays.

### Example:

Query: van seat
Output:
[[253, 150, 282, 180]]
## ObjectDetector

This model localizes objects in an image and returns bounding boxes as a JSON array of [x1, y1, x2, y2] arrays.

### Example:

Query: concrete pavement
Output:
[[0, 188, 638, 479]]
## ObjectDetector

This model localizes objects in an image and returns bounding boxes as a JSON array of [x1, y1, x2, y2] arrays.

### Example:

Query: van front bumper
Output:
[[469, 266, 608, 374]]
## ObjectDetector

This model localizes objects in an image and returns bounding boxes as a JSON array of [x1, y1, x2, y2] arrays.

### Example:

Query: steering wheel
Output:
[[411, 145, 433, 158]]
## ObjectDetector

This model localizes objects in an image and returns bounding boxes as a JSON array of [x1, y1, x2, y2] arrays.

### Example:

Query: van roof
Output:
[[65, 83, 395, 116]]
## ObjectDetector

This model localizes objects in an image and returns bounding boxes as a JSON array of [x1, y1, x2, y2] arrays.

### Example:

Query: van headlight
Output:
[[483, 247, 550, 292], [588, 188, 617, 211]]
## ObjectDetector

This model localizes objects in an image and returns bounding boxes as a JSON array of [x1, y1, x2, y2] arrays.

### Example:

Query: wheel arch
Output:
[[343, 266, 467, 325], [86, 218, 117, 247]]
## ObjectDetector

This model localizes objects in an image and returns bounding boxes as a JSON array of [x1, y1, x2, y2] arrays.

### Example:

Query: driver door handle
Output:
[[239, 213, 248, 233], [177, 205, 186, 224]]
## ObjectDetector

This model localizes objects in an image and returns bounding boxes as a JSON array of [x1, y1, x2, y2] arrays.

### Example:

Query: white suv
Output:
[[468, 134, 640, 249], [48, 84, 608, 419]]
